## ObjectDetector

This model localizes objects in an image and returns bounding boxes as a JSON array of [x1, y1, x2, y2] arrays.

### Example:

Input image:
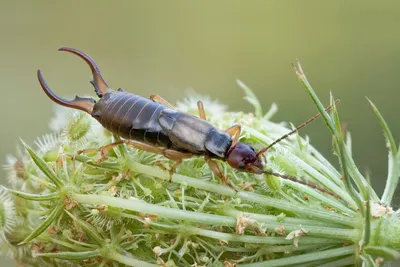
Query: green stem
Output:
[[282, 179, 356, 215], [244, 127, 356, 208], [74, 193, 359, 242], [343, 146, 379, 202], [293, 64, 379, 202], [223, 209, 345, 227], [74, 155, 359, 227], [238, 191, 358, 227], [362, 199, 371, 247], [21, 139, 64, 189], [188, 228, 343, 245], [238, 243, 320, 254], [72, 193, 235, 226], [367, 98, 397, 157], [222, 210, 360, 241], [105, 249, 158, 267], [318, 256, 355, 267], [6, 188, 59, 201], [134, 216, 345, 245], [132, 162, 359, 227], [37, 250, 101, 260], [293, 62, 337, 135], [238, 245, 355, 267], [18, 203, 64, 245], [368, 99, 398, 205], [302, 153, 342, 187], [381, 148, 400, 205], [141, 214, 353, 246], [49, 238, 90, 251], [26, 173, 57, 190], [336, 136, 364, 215]]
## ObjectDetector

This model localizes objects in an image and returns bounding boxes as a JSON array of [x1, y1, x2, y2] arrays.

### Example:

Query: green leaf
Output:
[[20, 139, 64, 189], [64, 210, 105, 246], [18, 203, 64, 245], [363, 198, 371, 247], [317, 256, 355, 267], [107, 249, 160, 267], [292, 62, 379, 202], [71, 154, 121, 170], [359, 254, 375, 267], [364, 246, 400, 260], [367, 98, 397, 157], [292, 61, 336, 135], [331, 105, 364, 211], [368, 98, 399, 205], [37, 249, 101, 260], [263, 103, 278, 120], [6, 187, 59, 201], [382, 148, 400, 205], [237, 79, 263, 118]]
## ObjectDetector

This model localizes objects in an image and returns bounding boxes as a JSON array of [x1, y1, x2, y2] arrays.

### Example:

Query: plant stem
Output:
[[302, 153, 342, 187], [223, 209, 345, 227], [73, 193, 359, 242], [245, 127, 355, 208], [223, 210, 360, 241], [126, 162, 360, 227], [105, 249, 158, 267], [381, 149, 400, 205], [238, 245, 355, 267], [131, 215, 345, 246], [318, 256, 355, 267], [74, 154, 360, 228], [282, 179, 356, 215], [72, 193, 235, 226], [188, 228, 343, 245], [37, 250, 101, 260], [6, 188, 60, 201]]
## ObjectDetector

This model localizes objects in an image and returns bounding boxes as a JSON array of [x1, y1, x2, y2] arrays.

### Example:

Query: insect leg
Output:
[[150, 94, 174, 109], [225, 125, 241, 147], [77, 140, 192, 182], [197, 101, 207, 120], [205, 155, 236, 191], [162, 150, 193, 182], [77, 140, 165, 162]]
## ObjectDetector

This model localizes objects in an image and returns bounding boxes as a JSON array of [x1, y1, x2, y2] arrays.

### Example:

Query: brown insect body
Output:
[[37, 47, 338, 195], [92, 90, 172, 148], [92, 88, 233, 159]]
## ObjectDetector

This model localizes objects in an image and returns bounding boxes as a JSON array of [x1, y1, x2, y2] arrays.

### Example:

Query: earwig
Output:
[[37, 47, 339, 196]]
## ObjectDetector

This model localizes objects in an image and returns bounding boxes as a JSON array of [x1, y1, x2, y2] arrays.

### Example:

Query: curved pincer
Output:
[[37, 69, 96, 114], [58, 47, 110, 98]]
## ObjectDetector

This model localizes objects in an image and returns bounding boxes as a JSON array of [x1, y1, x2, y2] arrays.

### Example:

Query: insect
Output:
[[37, 47, 338, 193]]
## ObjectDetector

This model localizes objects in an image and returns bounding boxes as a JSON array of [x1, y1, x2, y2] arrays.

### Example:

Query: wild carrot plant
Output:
[[1, 62, 399, 266]]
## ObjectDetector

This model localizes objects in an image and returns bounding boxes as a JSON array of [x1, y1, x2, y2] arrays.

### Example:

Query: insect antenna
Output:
[[257, 99, 340, 157], [263, 170, 340, 199], [258, 99, 340, 198]]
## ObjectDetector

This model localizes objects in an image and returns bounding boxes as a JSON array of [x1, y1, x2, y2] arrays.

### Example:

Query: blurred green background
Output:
[[1, 1, 400, 265]]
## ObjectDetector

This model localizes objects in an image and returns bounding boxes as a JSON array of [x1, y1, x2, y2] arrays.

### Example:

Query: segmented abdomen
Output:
[[96, 91, 171, 147]]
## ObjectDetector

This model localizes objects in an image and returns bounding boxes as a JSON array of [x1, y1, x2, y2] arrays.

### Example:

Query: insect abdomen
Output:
[[93, 91, 171, 147], [158, 111, 232, 157]]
